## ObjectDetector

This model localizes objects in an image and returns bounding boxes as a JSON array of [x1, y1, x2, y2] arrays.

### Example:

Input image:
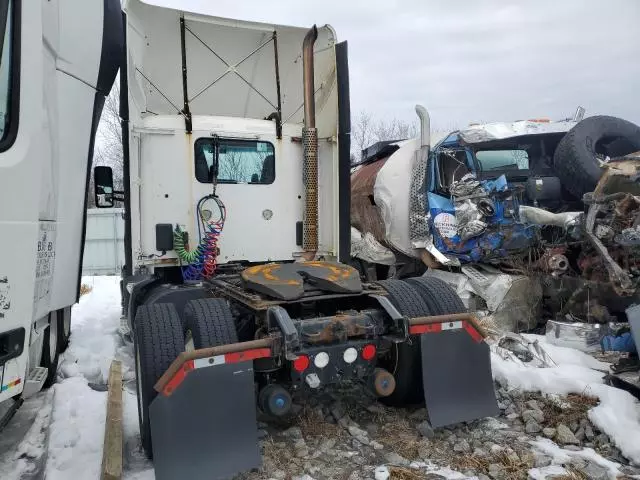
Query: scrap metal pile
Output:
[[351, 114, 640, 329]]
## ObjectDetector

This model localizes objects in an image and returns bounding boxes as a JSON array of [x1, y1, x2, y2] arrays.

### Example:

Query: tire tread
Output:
[[184, 298, 237, 348]]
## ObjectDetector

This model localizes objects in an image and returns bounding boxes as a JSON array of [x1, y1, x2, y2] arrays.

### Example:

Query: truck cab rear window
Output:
[[476, 149, 529, 172], [194, 138, 275, 184]]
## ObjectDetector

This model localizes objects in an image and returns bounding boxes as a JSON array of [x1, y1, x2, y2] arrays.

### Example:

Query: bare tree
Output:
[[88, 84, 123, 207], [352, 111, 375, 159], [351, 110, 418, 164]]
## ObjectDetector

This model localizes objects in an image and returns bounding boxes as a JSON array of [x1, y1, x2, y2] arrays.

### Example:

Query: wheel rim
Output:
[[49, 316, 58, 362]]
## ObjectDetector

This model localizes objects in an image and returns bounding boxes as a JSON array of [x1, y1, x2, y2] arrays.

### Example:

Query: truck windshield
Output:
[[476, 149, 529, 171], [0, 0, 13, 143]]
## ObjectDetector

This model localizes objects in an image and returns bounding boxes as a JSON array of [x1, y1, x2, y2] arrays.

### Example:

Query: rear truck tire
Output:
[[553, 115, 640, 198], [58, 307, 72, 353], [376, 279, 431, 406], [134, 303, 184, 459], [405, 276, 466, 315], [183, 298, 238, 348], [41, 312, 61, 388]]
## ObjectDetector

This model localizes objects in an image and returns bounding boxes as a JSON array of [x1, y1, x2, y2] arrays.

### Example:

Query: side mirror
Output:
[[94, 166, 114, 208]]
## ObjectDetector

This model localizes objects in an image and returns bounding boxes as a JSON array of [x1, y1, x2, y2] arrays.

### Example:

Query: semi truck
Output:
[[0, 0, 121, 418], [1, 1, 499, 479], [351, 107, 640, 330]]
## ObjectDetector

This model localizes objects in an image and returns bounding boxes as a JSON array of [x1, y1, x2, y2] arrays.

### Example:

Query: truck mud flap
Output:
[[419, 327, 499, 427], [149, 361, 260, 480]]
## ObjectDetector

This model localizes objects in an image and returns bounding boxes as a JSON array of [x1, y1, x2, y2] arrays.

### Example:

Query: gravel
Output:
[[238, 383, 632, 480], [522, 409, 545, 424], [453, 439, 471, 453], [555, 423, 580, 445], [417, 420, 435, 438], [525, 420, 542, 434], [581, 460, 610, 480]]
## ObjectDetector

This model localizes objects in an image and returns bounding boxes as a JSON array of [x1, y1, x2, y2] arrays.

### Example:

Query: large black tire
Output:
[[58, 307, 72, 353], [376, 279, 431, 406], [405, 276, 466, 315], [41, 312, 61, 388], [183, 298, 238, 349], [134, 303, 184, 459], [554, 115, 640, 198]]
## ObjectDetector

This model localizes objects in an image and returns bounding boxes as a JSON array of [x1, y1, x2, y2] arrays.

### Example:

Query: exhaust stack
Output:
[[302, 25, 319, 256], [415, 104, 431, 152]]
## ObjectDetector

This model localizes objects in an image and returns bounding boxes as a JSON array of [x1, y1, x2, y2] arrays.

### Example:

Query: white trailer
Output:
[[0, 0, 120, 410]]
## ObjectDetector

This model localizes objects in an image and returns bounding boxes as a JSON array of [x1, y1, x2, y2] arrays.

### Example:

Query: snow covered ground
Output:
[[46, 276, 154, 480], [3, 276, 640, 480], [492, 336, 640, 467]]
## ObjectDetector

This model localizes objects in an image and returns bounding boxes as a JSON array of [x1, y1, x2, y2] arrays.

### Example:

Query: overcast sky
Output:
[[150, 0, 640, 131]]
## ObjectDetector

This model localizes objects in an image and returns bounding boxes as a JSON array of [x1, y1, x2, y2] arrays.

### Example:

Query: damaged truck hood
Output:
[[458, 120, 576, 144]]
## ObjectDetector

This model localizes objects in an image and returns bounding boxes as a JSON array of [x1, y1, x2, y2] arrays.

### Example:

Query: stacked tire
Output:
[[553, 116, 640, 198]]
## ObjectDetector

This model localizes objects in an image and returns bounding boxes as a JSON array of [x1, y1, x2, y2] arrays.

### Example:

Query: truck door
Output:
[[191, 132, 303, 263]]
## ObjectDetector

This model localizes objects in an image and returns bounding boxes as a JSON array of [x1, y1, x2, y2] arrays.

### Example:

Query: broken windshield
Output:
[[476, 149, 529, 171]]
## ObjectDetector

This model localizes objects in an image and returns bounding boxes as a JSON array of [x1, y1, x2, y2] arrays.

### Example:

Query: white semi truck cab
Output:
[[0, 0, 120, 407]]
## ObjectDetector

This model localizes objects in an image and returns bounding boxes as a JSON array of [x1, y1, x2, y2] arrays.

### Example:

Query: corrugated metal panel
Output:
[[82, 208, 125, 275]]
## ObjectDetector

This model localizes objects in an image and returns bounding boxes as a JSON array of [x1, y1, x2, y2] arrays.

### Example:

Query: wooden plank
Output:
[[101, 360, 123, 480]]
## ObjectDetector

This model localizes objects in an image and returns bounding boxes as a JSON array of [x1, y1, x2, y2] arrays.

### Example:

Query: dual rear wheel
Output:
[[133, 278, 465, 456], [376, 277, 466, 406], [134, 298, 236, 458]]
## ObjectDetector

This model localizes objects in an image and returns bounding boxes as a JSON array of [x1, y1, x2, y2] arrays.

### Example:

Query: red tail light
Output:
[[361, 344, 376, 361], [293, 354, 310, 372]]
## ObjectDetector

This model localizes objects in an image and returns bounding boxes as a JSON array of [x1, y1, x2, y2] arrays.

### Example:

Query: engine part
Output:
[[519, 205, 582, 228], [615, 226, 640, 246], [477, 198, 496, 216], [459, 219, 487, 242], [545, 319, 605, 353], [525, 176, 562, 205], [585, 193, 635, 296], [548, 254, 569, 274], [538, 247, 569, 276]]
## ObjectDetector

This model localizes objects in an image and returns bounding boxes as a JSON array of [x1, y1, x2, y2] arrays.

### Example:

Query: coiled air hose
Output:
[[174, 194, 226, 281]]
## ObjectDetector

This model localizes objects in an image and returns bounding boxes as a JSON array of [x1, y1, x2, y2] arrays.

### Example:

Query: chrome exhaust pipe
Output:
[[302, 25, 318, 256]]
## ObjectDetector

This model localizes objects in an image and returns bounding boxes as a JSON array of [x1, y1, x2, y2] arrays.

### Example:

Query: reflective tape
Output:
[[409, 321, 483, 343], [162, 348, 271, 396]]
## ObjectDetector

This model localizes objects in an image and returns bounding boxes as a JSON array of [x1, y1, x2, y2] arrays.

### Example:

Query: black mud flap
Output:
[[421, 330, 499, 427], [149, 362, 260, 480]]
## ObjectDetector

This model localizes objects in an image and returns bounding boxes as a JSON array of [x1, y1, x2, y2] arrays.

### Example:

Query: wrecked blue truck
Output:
[[351, 108, 640, 328]]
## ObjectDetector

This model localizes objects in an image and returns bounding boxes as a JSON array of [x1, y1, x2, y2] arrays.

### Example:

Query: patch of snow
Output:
[[528, 464, 567, 479], [482, 417, 510, 430], [424, 463, 474, 479], [0, 390, 54, 480], [46, 276, 155, 480], [492, 335, 640, 465], [58, 276, 122, 384], [522, 334, 609, 370], [530, 437, 622, 478], [46, 377, 107, 480]]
